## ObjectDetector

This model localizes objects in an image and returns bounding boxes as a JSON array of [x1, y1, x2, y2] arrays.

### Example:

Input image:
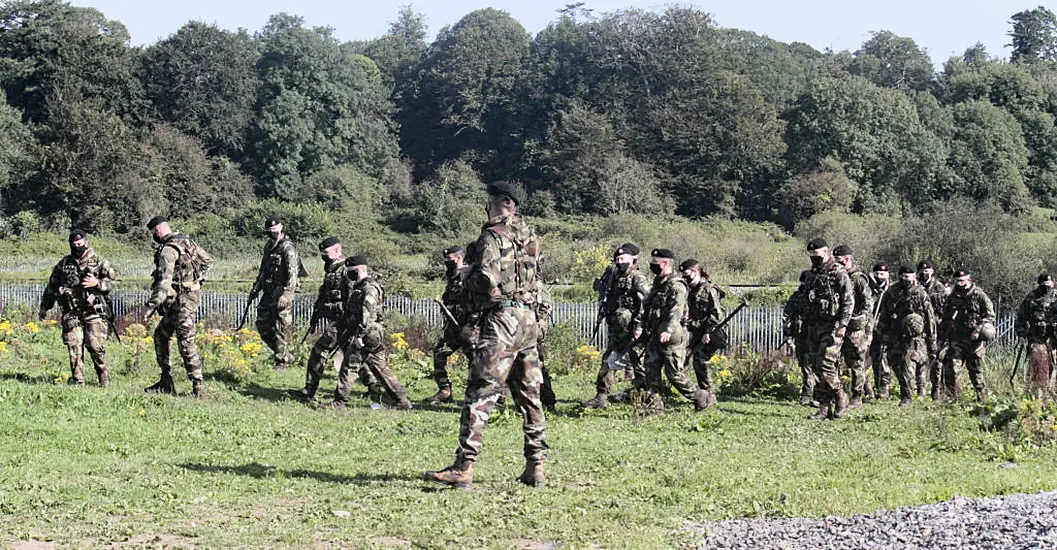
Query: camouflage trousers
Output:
[[62, 314, 109, 384], [256, 291, 294, 367], [795, 334, 815, 400], [644, 326, 699, 403], [538, 325, 556, 409], [154, 291, 204, 382], [1026, 340, 1053, 395], [334, 323, 398, 405], [942, 338, 987, 399], [595, 320, 643, 395], [887, 338, 928, 401], [690, 329, 727, 392], [456, 306, 547, 464], [802, 322, 845, 405], [869, 336, 891, 394], [432, 325, 465, 391], [840, 329, 870, 398], [304, 316, 344, 398]]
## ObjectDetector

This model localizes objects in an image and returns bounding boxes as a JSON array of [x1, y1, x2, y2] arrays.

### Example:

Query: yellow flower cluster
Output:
[[24, 322, 39, 334], [239, 341, 263, 357], [709, 354, 735, 385], [0, 320, 12, 337], [391, 332, 409, 352], [576, 344, 601, 362]]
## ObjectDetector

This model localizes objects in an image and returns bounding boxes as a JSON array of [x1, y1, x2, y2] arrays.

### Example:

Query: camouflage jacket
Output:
[[254, 235, 300, 295], [921, 277, 948, 319], [847, 266, 875, 336], [344, 274, 384, 334], [313, 258, 347, 320], [782, 286, 804, 340], [41, 248, 116, 318], [941, 284, 996, 343], [800, 259, 854, 327], [467, 213, 540, 309], [1018, 286, 1056, 342], [148, 233, 213, 309], [533, 279, 553, 335], [686, 279, 725, 336], [598, 265, 651, 332], [644, 272, 688, 336], [441, 266, 472, 326], [876, 281, 936, 351]]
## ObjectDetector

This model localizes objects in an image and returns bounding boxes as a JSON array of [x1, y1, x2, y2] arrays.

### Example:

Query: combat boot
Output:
[[145, 374, 176, 394], [394, 397, 413, 411], [899, 397, 913, 407], [879, 385, 891, 399], [97, 368, 110, 387], [427, 387, 453, 404], [830, 391, 849, 419], [809, 402, 831, 420], [798, 393, 815, 407], [423, 459, 474, 489], [581, 393, 609, 409], [693, 390, 716, 411], [192, 379, 205, 399], [517, 459, 545, 488], [847, 395, 863, 410]]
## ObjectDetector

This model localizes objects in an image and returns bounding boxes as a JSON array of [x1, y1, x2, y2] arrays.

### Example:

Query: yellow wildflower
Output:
[[24, 322, 39, 334], [0, 341, 9, 353], [391, 332, 409, 351], [0, 320, 12, 336], [239, 342, 263, 357]]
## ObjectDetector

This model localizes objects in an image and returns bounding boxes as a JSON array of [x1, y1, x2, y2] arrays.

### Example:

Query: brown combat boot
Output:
[[809, 402, 831, 420], [394, 397, 413, 411], [423, 460, 474, 489], [517, 459, 545, 488], [192, 379, 205, 399], [581, 393, 608, 409], [145, 374, 176, 394], [879, 385, 891, 399], [831, 391, 849, 419], [693, 390, 716, 412], [427, 387, 453, 404], [97, 369, 110, 387], [847, 395, 863, 410]]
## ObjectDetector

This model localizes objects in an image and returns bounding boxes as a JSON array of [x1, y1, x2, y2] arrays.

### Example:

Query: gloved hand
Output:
[[277, 291, 294, 310]]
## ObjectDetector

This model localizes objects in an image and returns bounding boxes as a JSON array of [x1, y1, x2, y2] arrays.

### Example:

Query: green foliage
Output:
[[412, 159, 486, 239], [847, 31, 934, 91], [1010, 6, 1057, 64], [777, 157, 856, 225], [946, 100, 1032, 211]]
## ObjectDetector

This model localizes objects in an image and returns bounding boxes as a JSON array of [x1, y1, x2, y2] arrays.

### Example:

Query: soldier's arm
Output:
[[196, 244, 214, 280], [629, 273, 650, 331], [147, 247, 179, 309], [1015, 294, 1032, 336], [857, 277, 875, 337], [874, 293, 889, 338], [468, 231, 502, 299], [39, 261, 63, 312], [705, 286, 724, 329], [979, 290, 997, 327], [362, 283, 383, 328], [924, 299, 937, 352], [96, 259, 116, 294], [661, 282, 688, 335], [837, 271, 855, 328], [282, 241, 299, 293], [251, 244, 268, 293], [782, 291, 800, 338]]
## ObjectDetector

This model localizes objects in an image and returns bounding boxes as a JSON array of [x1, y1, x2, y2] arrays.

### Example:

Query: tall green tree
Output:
[[0, 91, 33, 210], [946, 100, 1032, 211], [1010, 6, 1057, 64], [847, 31, 934, 91]]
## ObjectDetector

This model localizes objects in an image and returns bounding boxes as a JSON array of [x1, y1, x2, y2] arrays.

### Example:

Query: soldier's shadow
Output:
[[179, 462, 418, 485], [0, 371, 53, 385], [229, 382, 294, 404]]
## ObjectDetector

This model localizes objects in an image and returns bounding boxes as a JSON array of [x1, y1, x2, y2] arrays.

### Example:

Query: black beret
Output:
[[833, 244, 853, 257], [679, 259, 701, 272], [651, 248, 675, 260], [318, 237, 340, 251], [486, 181, 520, 205], [917, 260, 934, 270], [442, 245, 465, 257], [1039, 273, 1053, 285], [68, 228, 87, 243], [264, 215, 282, 230], [898, 264, 916, 275], [346, 255, 368, 267], [616, 243, 640, 257], [806, 237, 828, 251], [146, 216, 168, 230], [872, 263, 888, 272], [953, 267, 971, 278]]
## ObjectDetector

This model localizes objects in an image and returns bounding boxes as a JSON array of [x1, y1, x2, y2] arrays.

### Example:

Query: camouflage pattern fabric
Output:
[[868, 276, 892, 394], [254, 235, 300, 367], [921, 276, 948, 370], [305, 318, 343, 398], [433, 266, 471, 391], [940, 284, 995, 399], [876, 281, 936, 401], [154, 290, 204, 383], [148, 233, 212, 383], [687, 280, 727, 392], [335, 276, 406, 404], [841, 267, 875, 399], [534, 279, 556, 409], [62, 316, 109, 384], [783, 285, 816, 400], [304, 259, 347, 398], [643, 272, 699, 403], [1018, 287, 1055, 395], [595, 266, 650, 394], [799, 259, 854, 406]]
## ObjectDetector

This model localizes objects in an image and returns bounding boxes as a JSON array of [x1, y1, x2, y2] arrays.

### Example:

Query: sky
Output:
[[69, 0, 1030, 64]]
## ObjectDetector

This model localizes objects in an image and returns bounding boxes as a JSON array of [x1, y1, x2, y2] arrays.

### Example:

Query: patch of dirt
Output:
[[374, 537, 412, 547], [11, 542, 56, 550], [513, 539, 560, 550]]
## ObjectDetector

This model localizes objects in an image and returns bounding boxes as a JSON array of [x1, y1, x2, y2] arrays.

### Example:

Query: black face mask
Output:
[[70, 244, 87, 257], [152, 233, 165, 244], [444, 260, 457, 272], [616, 262, 632, 272], [649, 263, 663, 276], [809, 256, 824, 267]]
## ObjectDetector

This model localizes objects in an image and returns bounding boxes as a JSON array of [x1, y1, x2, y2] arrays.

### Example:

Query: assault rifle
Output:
[[690, 296, 748, 352], [236, 287, 259, 330], [433, 296, 459, 326], [589, 265, 617, 346]]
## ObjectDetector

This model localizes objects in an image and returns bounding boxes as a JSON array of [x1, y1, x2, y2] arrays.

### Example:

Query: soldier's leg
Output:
[[507, 345, 548, 463], [431, 333, 456, 392], [817, 329, 846, 417], [966, 343, 987, 400], [332, 350, 358, 406], [661, 332, 699, 402], [83, 317, 110, 386], [594, 341, 617, 395], [942, 343, 963, 400], [538, 336, 556, 410], [174, 298, 205, 397], [148, 309, 177, 392], [930, 349, 943, 400], [303, 323, 339, 398], [364, 344, 410, 408], [796, 336, 816, 404], [692, 345, 713, 393], [887, 347, 912, 403], [1028, 342, 1051, 396], [61, 317, 86, 385], [841, 330, 869, 402], [255, 302, 278, 356], [274, 302, 294, 367], [455, 310, 521, 464], [870, 340, 890, 397]]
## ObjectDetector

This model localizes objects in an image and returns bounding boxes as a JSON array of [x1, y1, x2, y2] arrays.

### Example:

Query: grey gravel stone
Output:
[[688, 491, 1057, 549]]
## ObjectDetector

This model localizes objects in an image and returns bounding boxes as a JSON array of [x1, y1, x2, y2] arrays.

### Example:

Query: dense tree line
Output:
[[1, 0, 1057, 237]]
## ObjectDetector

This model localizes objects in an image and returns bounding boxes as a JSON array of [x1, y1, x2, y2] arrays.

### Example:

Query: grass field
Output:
[[1, 324, 1056, 548]]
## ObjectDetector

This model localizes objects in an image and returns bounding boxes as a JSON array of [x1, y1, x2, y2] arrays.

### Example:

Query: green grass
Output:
[[0, 329, 1056, 548]]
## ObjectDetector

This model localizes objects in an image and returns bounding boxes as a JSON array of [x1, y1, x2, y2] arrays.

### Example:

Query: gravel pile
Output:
[[689, 491, 1057, 549]]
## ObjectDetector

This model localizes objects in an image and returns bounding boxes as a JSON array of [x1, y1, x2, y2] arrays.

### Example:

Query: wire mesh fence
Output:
[[0, 283, 1018, 353]]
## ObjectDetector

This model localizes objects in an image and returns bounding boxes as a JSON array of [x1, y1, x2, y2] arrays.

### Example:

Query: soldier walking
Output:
[[294, 237, 350, 402], [866, 263, 892, 398], [428, 245, 471, 404], [424, 182, 547, 489], [581, 243, 650, 409], [332, 256, 410, 410], [143, 216, 214, 398], [918, 259, 948, 396], [833, 245, 873, 409], [876, 266, 937, 406], [1017, 274, 1055, 395], [783, 270, 816, 406], [533, 277, 557, 412], [800, 238, 854, 420], [939, 268, 996, 402], [680, 259, 725, 406], [39, 229, 117, 386], [251, 216, 301, 369]]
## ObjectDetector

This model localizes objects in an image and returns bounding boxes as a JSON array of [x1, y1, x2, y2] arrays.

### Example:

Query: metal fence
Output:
[[0, 283, 1018, 353]]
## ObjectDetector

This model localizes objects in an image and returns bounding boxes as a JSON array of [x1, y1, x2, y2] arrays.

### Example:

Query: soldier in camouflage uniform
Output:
[[833, 245, 874, 409], [866, 263, 892, 398], [783, 269, 816, 406], [876, 265, 937, 406], [641, 249, 713, 412], [800, 238, 854, 420], [143, 216, 214, 398], [39, 229, 117, 386], [425, 182, 547, 489], [533, 276, 557, 411], [293, 237, 351, 402], [251, 216, 301, 369], [428, 245, 471, 404], [918, 259, 949, 397], [333, 256, 410, 410], [1017, 274, 1056, 395], [680, 258, 725, 406], [582, 243, 650, 409], [939, 268, 996, 402]]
